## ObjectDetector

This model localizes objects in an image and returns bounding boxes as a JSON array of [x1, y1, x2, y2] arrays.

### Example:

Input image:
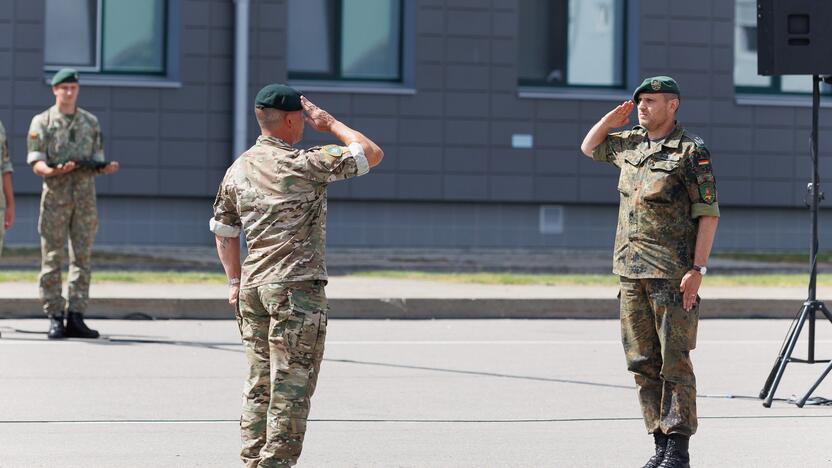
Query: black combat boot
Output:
[[657, 434, 690, 468], [47, 314, 67, 339], [642, 432, 668, 468], [65, 311, 100, 339]]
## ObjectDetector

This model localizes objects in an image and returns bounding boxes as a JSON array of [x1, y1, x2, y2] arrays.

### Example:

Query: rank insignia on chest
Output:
[[700, 182, 716, 204], [324, 145, 343, 157]]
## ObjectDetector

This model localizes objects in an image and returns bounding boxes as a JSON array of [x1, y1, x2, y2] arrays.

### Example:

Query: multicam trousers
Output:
[[37, 177, 98, 316], [619, 276, 699, 436], [236, 280, 328, 468]]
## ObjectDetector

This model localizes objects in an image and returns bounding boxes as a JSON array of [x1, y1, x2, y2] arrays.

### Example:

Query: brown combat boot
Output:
[[65, 311, 100, 339], [642, 432, 668, 468], [656, 434, 690, 468]]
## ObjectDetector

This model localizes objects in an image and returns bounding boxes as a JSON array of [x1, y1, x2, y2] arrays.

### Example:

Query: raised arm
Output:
[[580, 100, 634, 157], [301, 96, 384, 168]]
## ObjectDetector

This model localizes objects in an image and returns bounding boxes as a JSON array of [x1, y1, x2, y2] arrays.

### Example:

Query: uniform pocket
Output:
[[286, 282, 328, 357], [642, 160, 681, 202]]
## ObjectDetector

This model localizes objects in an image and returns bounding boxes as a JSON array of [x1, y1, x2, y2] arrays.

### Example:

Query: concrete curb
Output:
[[0, 298, 809, 320]]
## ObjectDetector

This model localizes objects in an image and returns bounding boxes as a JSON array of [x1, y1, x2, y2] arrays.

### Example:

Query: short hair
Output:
[[255, 106, 285, 132]]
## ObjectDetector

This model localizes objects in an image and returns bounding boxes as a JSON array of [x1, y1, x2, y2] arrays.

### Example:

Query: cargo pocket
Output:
[[286, 282, 327, 360]]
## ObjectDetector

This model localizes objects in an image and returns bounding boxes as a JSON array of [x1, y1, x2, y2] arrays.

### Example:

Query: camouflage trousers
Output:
[[619, 276, 699, 436], [37, 193, 98, 316], [236, 280, 328, 468]]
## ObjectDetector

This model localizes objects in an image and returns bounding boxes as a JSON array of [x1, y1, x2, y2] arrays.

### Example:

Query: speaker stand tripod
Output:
[[759, 75, 832, 408]]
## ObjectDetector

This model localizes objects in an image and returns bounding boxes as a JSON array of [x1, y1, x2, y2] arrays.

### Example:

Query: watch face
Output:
[[700, 267, 707, 275]]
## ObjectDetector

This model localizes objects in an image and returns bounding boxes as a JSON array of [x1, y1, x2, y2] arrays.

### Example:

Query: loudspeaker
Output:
[[757, 0, 832, 75]]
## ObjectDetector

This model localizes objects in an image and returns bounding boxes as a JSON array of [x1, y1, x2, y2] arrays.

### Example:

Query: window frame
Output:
[[44, 0, 169, 77], [287, 0, 405, 84], [517, 0, 629, 90], [736, 73, 832, 96]]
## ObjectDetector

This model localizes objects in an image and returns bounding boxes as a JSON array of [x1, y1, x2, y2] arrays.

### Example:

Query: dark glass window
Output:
[[518, 0, 626, 88], [45, 0, 167, 75], [288, 0, 403, 82]]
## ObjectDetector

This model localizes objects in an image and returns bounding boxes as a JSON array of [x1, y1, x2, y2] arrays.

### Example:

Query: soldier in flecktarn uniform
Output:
[[580, 76, 720, 468]]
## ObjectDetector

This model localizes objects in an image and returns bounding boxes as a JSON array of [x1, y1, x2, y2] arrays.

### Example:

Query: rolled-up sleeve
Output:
[[210, 177, 241, 237], [591, 132, 626, 167], [26, 117, 47, 165], [302, 143, 370, 183], [91, 121, 105, 163]]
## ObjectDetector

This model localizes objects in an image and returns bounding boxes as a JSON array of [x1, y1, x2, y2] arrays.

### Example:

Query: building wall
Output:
[[2, 0, 831, 251]]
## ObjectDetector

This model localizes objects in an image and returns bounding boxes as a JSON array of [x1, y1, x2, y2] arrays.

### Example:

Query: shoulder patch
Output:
[[323, 145, 344, 158], [699, 182, 716, 204], [29, 132, 39, 140]]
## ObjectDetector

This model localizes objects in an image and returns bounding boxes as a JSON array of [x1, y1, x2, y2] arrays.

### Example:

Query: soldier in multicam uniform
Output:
[[0, 119, 15, 339], [211, 83, 383, 467], [27, 69, 120, 340], [580, 76, 719, 468]]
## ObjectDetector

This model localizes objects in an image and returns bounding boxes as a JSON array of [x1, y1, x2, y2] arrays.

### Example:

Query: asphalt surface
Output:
[[2, 318, 832, 467]]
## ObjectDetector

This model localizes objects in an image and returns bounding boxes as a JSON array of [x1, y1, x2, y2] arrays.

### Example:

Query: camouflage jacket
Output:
[[211, 136, 370, 288], [26, 106, 105, 202], [0, 120, 12, 210], [592, 123, 720, 279]]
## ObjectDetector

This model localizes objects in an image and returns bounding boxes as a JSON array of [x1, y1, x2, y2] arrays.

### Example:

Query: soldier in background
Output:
[[0, 119, 15, 339], [211, 83, 382, 467], [580, 76, 719, 468], [27, 68, 120, 340]]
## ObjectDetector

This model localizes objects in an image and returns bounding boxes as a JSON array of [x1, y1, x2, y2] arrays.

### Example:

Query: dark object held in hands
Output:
[[47, 160, 109, 170]]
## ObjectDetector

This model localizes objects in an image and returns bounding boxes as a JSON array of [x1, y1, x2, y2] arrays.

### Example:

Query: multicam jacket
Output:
[[592, 123, 720, 279], [211, 136, 370, 288]]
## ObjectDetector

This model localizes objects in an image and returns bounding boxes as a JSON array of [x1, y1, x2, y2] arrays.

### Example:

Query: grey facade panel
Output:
[[0, 0, 830, 251]]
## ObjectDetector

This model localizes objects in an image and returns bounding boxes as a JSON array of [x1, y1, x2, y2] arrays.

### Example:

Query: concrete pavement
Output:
[[2, 318, 832, 467]]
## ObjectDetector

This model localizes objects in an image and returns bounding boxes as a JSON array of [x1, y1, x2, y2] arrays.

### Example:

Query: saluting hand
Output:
[[679, 270, 702, 311], [301, 96, 337, 133], [601, 100, 634, 129]]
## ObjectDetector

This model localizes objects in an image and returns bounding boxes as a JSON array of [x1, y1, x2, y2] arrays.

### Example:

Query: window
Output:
[[287, 0, 403, 82], [518, 0, 626, 88], [45, 0, 167, 75], [734, 0, 828, 94]]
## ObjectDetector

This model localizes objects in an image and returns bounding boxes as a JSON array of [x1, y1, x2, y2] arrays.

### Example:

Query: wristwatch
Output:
[[229, 277, 241, 285], [692, 265, 708, 276]]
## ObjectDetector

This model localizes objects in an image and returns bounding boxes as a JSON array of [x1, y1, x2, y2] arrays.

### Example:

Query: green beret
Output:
[[254, 84, 303, 111], [51, 68, 80, 86], [633, 76, 680, 101]]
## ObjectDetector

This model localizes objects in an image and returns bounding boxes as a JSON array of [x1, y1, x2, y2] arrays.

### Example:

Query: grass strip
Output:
[[352, 270, 831, 287], [0, 270, 227, 284], [0, 269, 828, 287]]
